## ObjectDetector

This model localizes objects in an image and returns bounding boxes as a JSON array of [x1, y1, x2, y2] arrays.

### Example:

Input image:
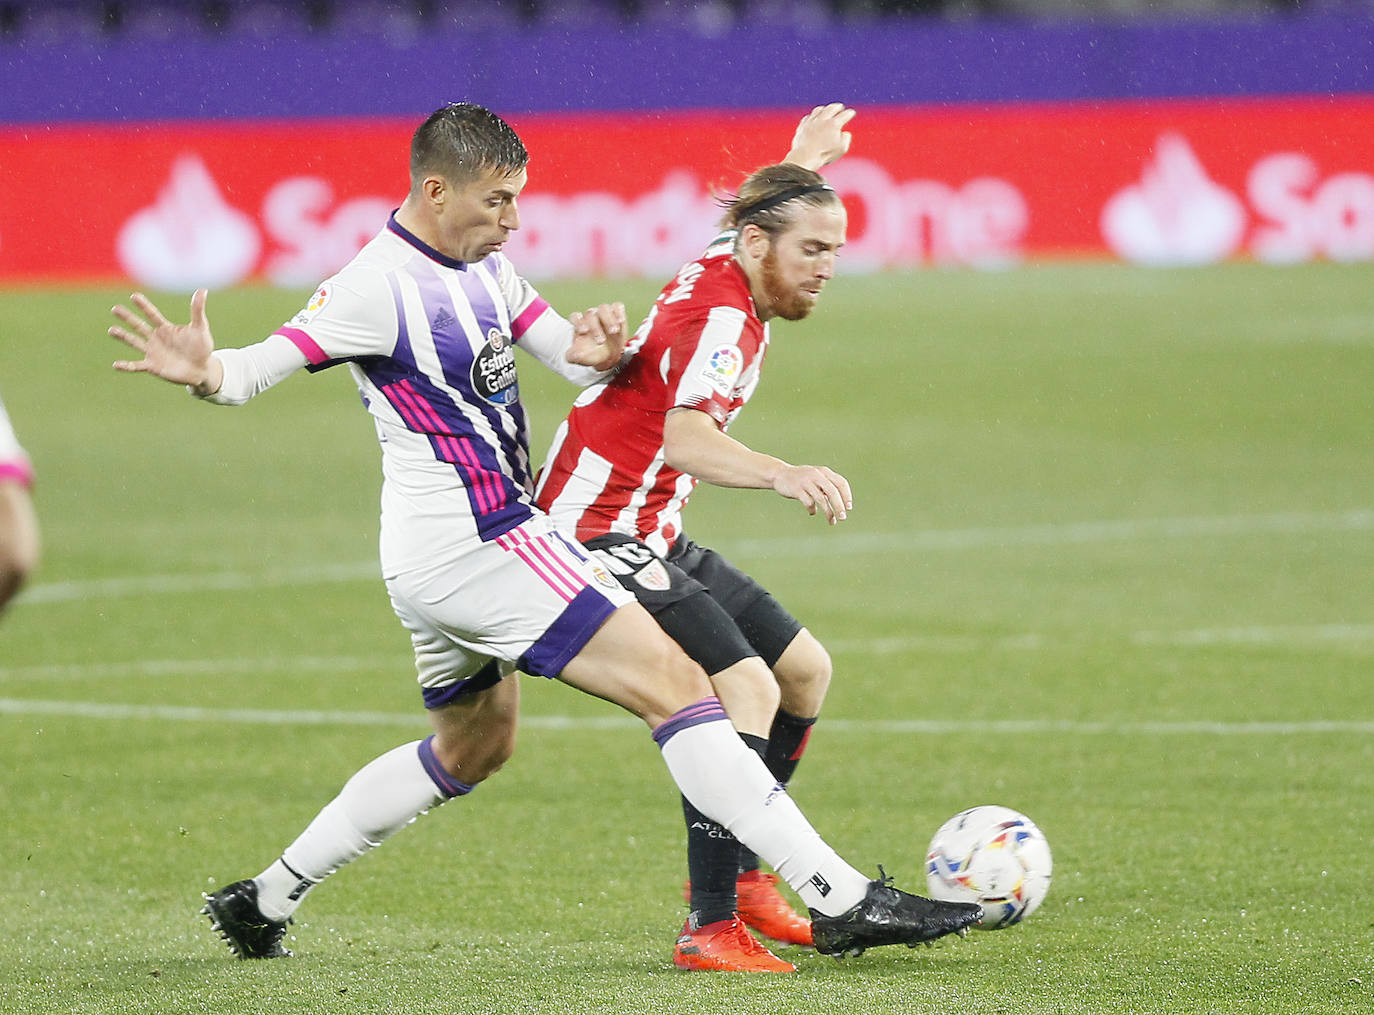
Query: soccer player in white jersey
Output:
[[535, 107, 868, 970], [108, 103, 980, 966], [0, 392, 39, 617]]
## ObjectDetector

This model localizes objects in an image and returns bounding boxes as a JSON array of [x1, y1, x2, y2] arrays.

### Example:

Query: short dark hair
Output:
[[410, 103, 528, 186], [719, 163, 840, 235]]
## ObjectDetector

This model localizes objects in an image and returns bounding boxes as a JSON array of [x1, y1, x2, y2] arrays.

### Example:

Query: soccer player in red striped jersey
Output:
[[535, 105, 866, 971]]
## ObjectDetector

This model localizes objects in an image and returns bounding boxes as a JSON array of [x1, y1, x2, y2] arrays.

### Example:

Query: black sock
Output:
[[684, 732, 768, 927], [765, 708, 816, 786], [738, 712, 816, 875]]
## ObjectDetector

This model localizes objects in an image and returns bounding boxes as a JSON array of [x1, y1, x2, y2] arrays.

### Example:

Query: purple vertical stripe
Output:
[[460, 260, 504, 344], [401, 259, 531, 492], [382, 379, 504, 515], [366, 362, 531, 540], [403, 261, 473, 391], [469, 259, 533, 493], [385, 274, 415, 370]]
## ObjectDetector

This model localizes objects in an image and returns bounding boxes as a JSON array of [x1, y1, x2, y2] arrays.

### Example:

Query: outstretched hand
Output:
[[567, 302, 629, 373], [784, 102, 856, 171], [773, 463, 853, 524], [109, 289, 223, 395]]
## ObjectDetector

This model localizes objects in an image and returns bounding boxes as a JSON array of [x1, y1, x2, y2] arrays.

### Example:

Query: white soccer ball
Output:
[[925, 805, 1052, 930]]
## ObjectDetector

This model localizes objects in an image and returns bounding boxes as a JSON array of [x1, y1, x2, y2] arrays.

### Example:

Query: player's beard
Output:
[[759, 247, 820, 322]]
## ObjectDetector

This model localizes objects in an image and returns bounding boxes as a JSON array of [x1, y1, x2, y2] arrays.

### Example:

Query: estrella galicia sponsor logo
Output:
[[471, 327, 519, 405]]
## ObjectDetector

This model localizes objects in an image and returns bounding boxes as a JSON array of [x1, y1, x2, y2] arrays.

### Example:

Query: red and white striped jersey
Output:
[[535, 234, 769, 557]]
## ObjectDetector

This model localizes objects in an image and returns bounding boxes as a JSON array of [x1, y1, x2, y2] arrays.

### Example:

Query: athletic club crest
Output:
[[633, 558, 672, 592]]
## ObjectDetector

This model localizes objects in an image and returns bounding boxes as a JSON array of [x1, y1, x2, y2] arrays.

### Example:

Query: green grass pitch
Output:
[[1, 262, 1371, 1014]]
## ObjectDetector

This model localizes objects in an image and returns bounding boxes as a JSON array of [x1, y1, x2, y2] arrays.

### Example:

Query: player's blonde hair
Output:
[[719, 163, 840, 236]]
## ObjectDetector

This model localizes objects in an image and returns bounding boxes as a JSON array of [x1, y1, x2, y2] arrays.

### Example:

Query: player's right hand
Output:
[[109, 289, 222, 395]]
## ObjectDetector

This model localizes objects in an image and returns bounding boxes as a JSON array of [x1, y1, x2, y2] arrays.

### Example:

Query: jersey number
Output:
[[590, 542, 656, 575]]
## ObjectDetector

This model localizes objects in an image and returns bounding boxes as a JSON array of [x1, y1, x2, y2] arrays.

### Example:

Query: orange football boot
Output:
[[735, 870, 814, 947], [672, 917, 796, 973]]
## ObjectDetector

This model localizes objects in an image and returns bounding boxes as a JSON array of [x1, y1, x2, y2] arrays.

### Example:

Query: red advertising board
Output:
[[3, 97, 1372, 287]]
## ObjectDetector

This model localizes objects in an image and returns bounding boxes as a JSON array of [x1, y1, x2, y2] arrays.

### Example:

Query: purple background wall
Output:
[[1, 12, 1371, 124]]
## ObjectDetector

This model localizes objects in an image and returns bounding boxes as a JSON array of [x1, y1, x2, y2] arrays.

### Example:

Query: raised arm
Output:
[[783, 102, 856, 171], [110, 289, 311, 405], [662, 407, 852, 524], [109, 289, 224, 396]]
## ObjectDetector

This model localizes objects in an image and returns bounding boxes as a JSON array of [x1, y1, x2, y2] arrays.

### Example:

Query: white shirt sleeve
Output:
[[195, 335, 310, 406], [516, 310, 617, 388], [498, 255, 615, 388]]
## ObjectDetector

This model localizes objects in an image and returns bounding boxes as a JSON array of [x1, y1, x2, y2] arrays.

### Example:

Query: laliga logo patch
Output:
[[633, 558, 672, 592], [291, 284, 331, 325], [471, 327, 519, 405], [701, 344, 743, 396]]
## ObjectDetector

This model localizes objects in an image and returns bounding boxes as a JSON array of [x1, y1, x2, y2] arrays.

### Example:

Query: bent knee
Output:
[[775, 633, 833, 712], [431, 732, 514, 785], [711, 657, 782, 735], [719, 656, 782, 707]]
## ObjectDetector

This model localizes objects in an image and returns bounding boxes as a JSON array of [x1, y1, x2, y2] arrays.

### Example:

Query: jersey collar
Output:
[[387, 211, 468, 271]]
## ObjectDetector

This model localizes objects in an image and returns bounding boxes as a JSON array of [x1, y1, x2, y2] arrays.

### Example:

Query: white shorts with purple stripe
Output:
[[385, 514, 635, 706]]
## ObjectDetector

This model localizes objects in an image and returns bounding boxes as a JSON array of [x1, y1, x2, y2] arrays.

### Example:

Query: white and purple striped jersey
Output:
[[0, 393, 33, 489], [206, 214, 609, 573]]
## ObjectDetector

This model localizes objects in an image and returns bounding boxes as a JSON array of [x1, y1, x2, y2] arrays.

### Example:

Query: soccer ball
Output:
[[925, 805, 1052, 930]]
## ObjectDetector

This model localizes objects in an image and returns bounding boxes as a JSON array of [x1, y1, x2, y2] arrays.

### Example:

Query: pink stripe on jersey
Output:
[[431, 434, 490, 513], [510, 298, 551, 342], [0, 461, 33, 488], [382, 381, 436, 438], [274, 327, 330, 365], [390, 380, 445, 434], [384, 380, 508, 515], [521, 534, 588, 599], [446, 435, 505, 514], [496, 530, 584, 603]]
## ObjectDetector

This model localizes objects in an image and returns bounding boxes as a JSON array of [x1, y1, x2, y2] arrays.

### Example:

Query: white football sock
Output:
[[655, 699, 869, 916], [253, 738, 459, 921]]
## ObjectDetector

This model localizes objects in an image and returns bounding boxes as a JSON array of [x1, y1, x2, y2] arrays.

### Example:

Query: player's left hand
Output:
[[567, 302, 629, 372], [773, 463, 853, 524]]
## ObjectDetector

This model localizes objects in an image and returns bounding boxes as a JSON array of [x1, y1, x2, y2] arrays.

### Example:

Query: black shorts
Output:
[[582, 533, 802, 676]]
